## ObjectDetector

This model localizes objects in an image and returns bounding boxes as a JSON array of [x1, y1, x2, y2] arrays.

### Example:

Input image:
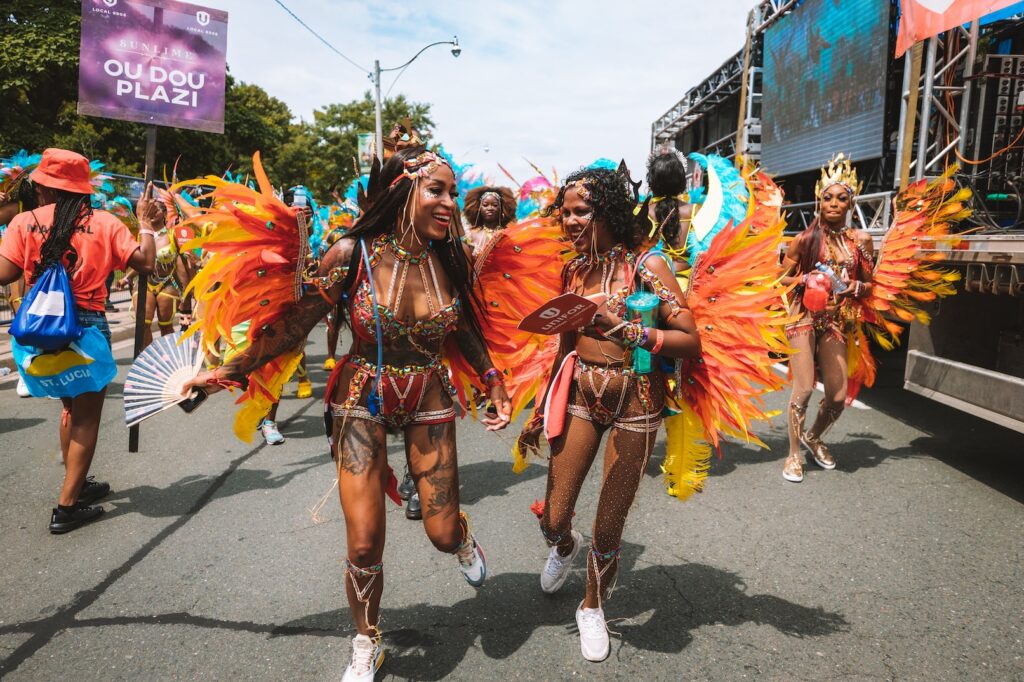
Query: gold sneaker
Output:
[[802, 434, 836, 470], [782, 452, 804, 482]]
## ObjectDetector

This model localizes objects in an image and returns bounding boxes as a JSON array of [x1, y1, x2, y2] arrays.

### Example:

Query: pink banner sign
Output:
[[78, 0, 228, 133], [896, 1, 1018, 57]]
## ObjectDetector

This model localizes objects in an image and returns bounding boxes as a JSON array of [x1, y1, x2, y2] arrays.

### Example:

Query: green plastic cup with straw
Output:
[[625, 291, 660, 374]]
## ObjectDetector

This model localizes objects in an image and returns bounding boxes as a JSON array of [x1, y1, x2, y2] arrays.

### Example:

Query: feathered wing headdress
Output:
[[104, 196, 140, 236], [173, 152, 308, 441], [446, 216, 571, 457], [494, 157, 792, 491], [685, 153, 751, 262], [0, 150, 42, 196], [664, 161, 793, 500], [844, 166, 969, 400]]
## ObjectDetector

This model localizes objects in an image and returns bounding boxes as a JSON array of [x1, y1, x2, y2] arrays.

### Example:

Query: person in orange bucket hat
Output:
[[0, 148, 158, 533], [29, 148, 94, 194]]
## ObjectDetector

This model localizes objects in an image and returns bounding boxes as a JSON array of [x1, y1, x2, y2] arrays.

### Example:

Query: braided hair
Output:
[[31, 190, 92, 284], [646, 151, 688, 245], [544, 167, 645, 249]]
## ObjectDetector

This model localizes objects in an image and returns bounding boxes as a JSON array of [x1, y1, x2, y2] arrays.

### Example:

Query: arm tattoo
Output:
[[221, 240, 353, 380], [452, 320, 495, 377], [222, 293, 333, 379]]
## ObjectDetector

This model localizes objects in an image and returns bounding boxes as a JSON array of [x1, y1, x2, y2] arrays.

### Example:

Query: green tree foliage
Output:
[[1, 1, 434, 199], [1, 0, 82, 153], [305, 92, 434, 196]]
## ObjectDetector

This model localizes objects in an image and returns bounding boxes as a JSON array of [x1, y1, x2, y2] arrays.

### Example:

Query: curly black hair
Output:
[[543, 167, 645, 249], [646, 151, 688, 244]]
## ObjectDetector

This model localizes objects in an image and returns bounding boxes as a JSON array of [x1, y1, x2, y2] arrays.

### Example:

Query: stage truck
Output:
[[651, 0, 1024, 433]]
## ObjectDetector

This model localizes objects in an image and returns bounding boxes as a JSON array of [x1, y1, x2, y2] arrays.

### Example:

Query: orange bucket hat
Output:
[[30, 148, 93, 195]]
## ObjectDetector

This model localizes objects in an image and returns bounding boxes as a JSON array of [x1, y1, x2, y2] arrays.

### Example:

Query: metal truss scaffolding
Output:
[[894, 23, 980, 185], [650, 0, 796, 156]]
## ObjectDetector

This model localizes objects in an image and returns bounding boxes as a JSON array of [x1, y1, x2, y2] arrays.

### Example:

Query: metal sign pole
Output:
[[128, 124, 157, 453]]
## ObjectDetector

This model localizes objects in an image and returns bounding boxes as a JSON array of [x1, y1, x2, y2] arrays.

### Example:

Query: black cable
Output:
[[273, 0, 368, 74]]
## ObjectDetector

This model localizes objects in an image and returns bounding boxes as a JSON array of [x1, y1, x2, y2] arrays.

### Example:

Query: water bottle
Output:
[[815, 262, 847, 294], [625, 291, 660, 374]]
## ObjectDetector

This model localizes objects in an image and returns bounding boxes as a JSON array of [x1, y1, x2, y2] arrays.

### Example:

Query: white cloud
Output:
[[203, 0, 755, 189]]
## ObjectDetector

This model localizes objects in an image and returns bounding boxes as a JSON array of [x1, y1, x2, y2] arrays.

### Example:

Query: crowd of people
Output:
[[0, 126, 966, 679]]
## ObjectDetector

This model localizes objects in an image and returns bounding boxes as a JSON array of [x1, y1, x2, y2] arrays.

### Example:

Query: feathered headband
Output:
[[389, 151, 452, 188]]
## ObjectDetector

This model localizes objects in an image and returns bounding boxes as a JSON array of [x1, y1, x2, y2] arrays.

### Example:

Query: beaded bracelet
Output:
[[482, 368, 504, 388], [621, 323, 640, 348], [622, 323, 648, 349]]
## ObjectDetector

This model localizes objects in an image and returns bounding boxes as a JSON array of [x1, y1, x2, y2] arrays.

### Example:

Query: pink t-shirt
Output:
[[0, 204, 139, 311]]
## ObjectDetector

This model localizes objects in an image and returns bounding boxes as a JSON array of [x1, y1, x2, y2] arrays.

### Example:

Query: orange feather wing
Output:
[[173, 152, 308, 441], [447, 218, 570, 425]]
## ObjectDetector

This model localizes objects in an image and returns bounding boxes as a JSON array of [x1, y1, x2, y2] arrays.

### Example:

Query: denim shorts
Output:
[[77, 309, 112, 347]]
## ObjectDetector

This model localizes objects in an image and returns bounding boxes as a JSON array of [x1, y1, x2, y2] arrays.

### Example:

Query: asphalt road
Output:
[[1, 326, 1022, 681]]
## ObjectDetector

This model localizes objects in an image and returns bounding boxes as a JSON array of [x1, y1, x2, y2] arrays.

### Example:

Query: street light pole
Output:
[[371, 36, 460, 163], [373, 59, 383, 162]]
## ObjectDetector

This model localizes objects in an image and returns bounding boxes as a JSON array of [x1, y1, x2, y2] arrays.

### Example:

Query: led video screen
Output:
[[761, 0, 890, 176]]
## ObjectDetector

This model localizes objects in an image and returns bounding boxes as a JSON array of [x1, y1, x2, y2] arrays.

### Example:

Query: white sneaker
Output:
[[456, 532, 487, 587], [575, 602, 610, 662], [16, 376, 30, 398], [259, 420, 284, 445], [540, 529, 583, 594], [342, 633, 383, 682]]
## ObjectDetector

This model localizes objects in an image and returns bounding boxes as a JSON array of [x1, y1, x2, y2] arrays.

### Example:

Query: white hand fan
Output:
[[123, 331, 205, 426]]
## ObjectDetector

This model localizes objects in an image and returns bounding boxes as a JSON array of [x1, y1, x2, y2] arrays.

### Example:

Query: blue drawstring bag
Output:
[[10, 262, 83, 350], [12, 326, 116, 398]]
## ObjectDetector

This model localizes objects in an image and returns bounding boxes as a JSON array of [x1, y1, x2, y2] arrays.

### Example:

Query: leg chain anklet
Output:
[[591, 545, 621, 562], [540, 521, 564, 547]]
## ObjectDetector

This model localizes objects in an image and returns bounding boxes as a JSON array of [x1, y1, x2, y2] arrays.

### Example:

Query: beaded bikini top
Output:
[[349, 233, 460, 351], [567, 245, 685, 321]]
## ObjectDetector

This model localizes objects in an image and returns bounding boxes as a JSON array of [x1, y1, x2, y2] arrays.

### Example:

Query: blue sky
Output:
[[199, 0, 756, 188]]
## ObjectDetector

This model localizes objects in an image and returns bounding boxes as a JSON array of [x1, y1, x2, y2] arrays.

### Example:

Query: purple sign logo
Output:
[[78, 0, 228, 134]]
